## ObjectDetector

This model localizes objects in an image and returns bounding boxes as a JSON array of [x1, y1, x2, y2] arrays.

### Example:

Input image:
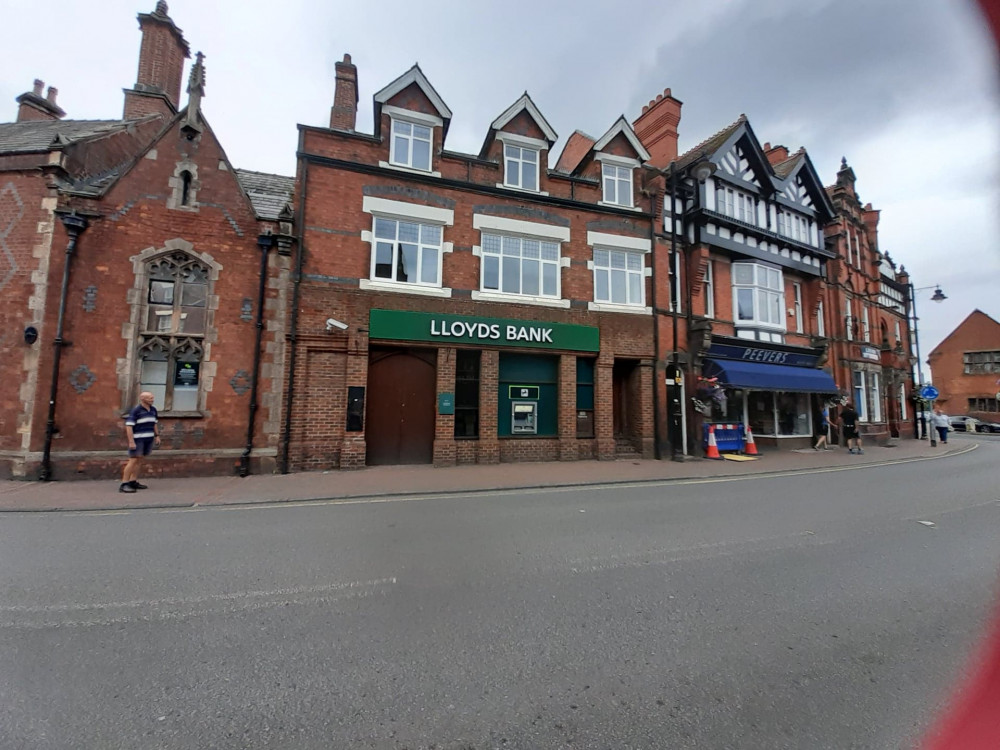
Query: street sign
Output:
[[920, 385, 939, 401]]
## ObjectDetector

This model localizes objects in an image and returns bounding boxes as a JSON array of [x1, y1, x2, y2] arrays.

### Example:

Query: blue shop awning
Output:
[[704, 358, 838, 394]]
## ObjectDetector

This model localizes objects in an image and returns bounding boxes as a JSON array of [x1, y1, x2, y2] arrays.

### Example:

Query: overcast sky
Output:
[[2, 0, 997, 365]]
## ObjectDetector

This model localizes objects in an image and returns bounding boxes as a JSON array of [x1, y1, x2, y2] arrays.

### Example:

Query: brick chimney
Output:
[[632, 88, 682, 168], [763, 142, 789, 166], [330, 54, 358, 130], [123, 1, 191, 120], [16, 80, 67, 122]]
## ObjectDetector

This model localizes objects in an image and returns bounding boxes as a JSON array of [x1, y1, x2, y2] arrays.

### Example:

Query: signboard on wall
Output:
[[707, 341, 819, 368], [860, 346, 880, 361], [368, 310, 600, 352]]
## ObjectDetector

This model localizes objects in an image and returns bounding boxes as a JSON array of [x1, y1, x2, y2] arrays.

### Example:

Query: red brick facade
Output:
[[928, 310, 1000, 419]]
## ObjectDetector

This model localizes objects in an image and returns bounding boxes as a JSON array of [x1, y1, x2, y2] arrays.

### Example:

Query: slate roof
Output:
[[772, 148, 805, 179], [674, 114, 747, 170], [235, 169, 294, 221], [0, 119, 133, 154]]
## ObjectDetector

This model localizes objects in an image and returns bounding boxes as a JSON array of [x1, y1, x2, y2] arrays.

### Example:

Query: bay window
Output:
[[732, 261, 785, 342]]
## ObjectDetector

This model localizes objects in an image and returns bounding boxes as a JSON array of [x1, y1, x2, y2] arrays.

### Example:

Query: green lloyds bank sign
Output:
[[368, 309, 599, 352]]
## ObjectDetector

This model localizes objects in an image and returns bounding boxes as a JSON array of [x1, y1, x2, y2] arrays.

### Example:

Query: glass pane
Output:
[[594, 249, 609, 267], [506, 159, 520, 186], [482, 234, 501, 254], [522, 259, 539, 296], [146, 384, 167, 409], [610, 251, 626, 269], [757, 290, 769, 322], [393, 135, 409, 165], [374, 242, 393, 278], [770, 293, 782, 325], [505, 144, 518, 158], [146, 305, 171, 332], [733, 264, 753, 285], [393, 120, 410, 135], [629, 272, 642, 304], [595, 269, 609, 302], [398, 221, 419, 243], [737, 288, 754, 320], [522, 161, 537, 191], [523, 149, 537, 163], [173, 385, 198, 412], [747, 391, 776, 436], [768, 269, 781, 289], [412, 138, 431, 170], [604, 176, 616, 203], [149, 280, 174, 304], [180, 307, 205, 333], [420, 224, 441, 245], [483, 255, 499, 290], [181, 283, 207, 307], [626, 253, 641, 271], [413, 124, 431, 141], [776, 392, 810, 435], [611, 269, 626, 303], [375, 217, 396, 239], [542, 263, 557, 296], [182, 265, 208, 284], [540, 242, 559, 261], [502, 236, 520, 256], [502, 256, 520, 293], [420, 247, 438, 284], [397, 243, 418, 283], [522, 240, 540, 259], [618, 177, 631, 205], [140, 359, 168, 385]]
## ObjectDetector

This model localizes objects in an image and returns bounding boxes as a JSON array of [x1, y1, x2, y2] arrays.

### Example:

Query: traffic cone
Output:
[[705, 425, 722, 459], [744, 425, 758, 456]]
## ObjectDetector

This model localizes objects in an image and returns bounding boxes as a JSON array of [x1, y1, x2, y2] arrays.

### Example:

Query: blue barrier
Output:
[[703, 423, 746, 453]]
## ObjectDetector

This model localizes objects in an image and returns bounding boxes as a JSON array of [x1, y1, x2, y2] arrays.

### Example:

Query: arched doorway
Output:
[[366, 348, 437, 465]]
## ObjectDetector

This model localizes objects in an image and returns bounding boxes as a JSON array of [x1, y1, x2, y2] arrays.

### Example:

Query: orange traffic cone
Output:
[[744, 425, 759, 456], [705, 425, 722, 459]]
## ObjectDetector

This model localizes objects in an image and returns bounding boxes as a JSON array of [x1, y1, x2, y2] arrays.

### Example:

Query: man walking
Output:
[[840, 401, 863, 454], [120, 391, 160, 493], [814, 403, 831, 450], [931, 406, 950, 445]]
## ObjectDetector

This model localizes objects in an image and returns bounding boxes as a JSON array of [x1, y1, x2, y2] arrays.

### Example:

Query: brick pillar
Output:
[[478, 350, 500, 464], [559, 354, 577, 461], [595, 352, 616, 460], [637, 359, 655, 458], [340, 333, 369, 469], [433, 347, 457, 466]]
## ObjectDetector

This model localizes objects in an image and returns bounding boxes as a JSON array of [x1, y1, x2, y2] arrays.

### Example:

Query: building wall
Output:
[[928, 311, 1000, 418]]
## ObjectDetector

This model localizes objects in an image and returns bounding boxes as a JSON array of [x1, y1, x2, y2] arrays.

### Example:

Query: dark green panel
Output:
[[498, 353, 559, 437]]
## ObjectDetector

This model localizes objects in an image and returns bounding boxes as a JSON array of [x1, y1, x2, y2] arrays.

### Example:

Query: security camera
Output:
[[325, 318, 348, 332]]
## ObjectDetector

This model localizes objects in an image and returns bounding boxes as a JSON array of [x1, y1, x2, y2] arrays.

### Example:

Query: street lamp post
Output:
[[909, 283, 947, 444]]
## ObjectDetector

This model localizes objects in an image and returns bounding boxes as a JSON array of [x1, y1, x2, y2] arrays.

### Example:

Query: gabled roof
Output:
[[771, 147, 836, 221], [554, 130, 596, 173], [235, 169, 295, 221], [772, 149, 804, 178], [373, 64, 452, 137], [929, 309, 1000, 358], [489, 93, 557, 143], [0, 119, 155, 155], [674, 114, 748, 171], [592, 116, 651, 162]]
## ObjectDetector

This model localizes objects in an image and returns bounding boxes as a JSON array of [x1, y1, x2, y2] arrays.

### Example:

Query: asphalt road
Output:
[[1, 435, 998, 750]]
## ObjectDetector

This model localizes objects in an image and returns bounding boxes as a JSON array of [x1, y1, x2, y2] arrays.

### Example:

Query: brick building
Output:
[[823, 159, 914, 444], [0, 2, 295, 479], [283, 57, 662, 470], [928, 310, 1000, 419]]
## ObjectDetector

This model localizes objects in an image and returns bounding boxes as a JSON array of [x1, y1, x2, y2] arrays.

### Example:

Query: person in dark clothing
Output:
[[814, 404, 831, 450], [120, 391, 160, 493], [840, 402, 863, 454]]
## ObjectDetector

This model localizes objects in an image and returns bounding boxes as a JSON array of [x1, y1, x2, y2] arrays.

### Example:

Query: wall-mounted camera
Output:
[[325, 318, 348, 332]]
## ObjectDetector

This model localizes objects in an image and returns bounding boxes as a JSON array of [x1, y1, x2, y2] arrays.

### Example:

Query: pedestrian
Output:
[[814, 403, 831, 450], [931, 406, 950, 445], [840, 401, 863, 454], [120, 391, 160, 493]]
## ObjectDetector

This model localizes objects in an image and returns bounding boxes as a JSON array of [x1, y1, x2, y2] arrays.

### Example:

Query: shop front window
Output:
[[746, 391, 812, 436]]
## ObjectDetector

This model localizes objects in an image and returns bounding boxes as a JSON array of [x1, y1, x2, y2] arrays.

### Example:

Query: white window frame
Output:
[[894, 319, 901, 347], [602, 164, 634, 208], [853, 370, 868, 422], [869, 371, 882, 422], [817, 298, 826, 337], [705, 260, 715, 318], [861, 305, 870, 342], [732, 261, 786, 336], [368, 216, 443, 288], [389, 116, 433, 172], [899, 382, 907, 421], [503, 143, 540, 192], [479, 233, 562, 301], [716, 184, 756, 225], [591, 247, 645, 307], [793, 282, 803, 333], [846, 297, 854, 341]]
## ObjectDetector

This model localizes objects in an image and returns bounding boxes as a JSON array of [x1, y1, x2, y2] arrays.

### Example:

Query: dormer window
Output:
[[390, 119, 432, 171], [602, 164, 633, 207], [504, 144, 539, 191]]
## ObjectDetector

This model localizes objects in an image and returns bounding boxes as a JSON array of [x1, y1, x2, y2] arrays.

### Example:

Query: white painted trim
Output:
[[587, 231, 651, 252], [559, 256, 571, 268], [472, 213, 570, 242], [472, 245, 482, 257], [643, 267, 652, 278], [363, 196, 454, 225], [360, 278, 452, 297], [490, 93, 558, 142], [586, 260, 594, 271], [587, 302, 652, 315], [495, 183, 549, 197], [471, 290, 571, 309], [495, 131, 549, 151], [378, 161, 441, 179], [374, 66, 452, 119], [442, 242, 454, 254], [594, 152, 641, 168], [598, 200, 641, 212], [381, 104, 444, 128], [592, 116, 651, 161]]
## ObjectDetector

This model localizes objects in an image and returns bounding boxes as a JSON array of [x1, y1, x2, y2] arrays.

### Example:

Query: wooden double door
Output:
[[366, 348, 437, 465]]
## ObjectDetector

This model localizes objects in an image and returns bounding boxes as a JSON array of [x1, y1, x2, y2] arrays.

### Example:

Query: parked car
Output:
[[949, 416, 1000, 433], [974, 419, 1000, 433]]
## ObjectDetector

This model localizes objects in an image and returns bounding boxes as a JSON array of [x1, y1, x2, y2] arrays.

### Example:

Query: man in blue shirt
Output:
[[120, 391, 160, 493]]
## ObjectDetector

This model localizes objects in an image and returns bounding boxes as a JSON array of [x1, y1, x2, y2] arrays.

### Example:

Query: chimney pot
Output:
[[633, 86, 682, 168], [343, 53, 352, 63], [33, 79, 44, 96], [46, 86, 58, 104]]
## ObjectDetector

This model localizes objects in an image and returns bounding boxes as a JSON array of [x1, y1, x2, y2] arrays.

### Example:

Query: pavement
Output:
[[0, 436, 975, 513]]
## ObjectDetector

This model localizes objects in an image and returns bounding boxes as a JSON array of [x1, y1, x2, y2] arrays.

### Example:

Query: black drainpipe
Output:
[[239, 233, 274, 477], [39, 212, 89, 481], [279, 159, 308, 474], [648, 186, 662, 460]]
